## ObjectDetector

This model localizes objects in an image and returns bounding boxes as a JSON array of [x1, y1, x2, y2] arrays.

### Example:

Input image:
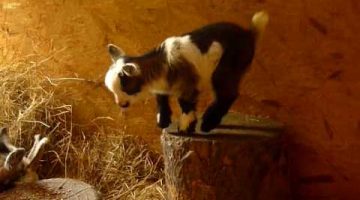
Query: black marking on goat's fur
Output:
[[178, 89, 198, 114], [178, 95, 198, 133], [119, 47, 166, 95], [123, 47, 166, 84], [188, 22, 255, 59], [0, 182, 16, 192], [119, 74, 143, 95]]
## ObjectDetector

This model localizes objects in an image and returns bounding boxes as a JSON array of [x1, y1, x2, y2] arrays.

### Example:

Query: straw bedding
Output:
[[0, 50, 165, 199]]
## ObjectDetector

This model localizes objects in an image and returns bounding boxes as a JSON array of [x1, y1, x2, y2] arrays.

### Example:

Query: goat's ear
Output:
[[25, 135, 49, 169], [122, 64, 140, 77], [0, 127, 7, 137], [0, 127, 17, 152], [107, 44, 125, 62], [4, 148, 25, 170], [0, 128, 9, 152], [0, 128, 8, 143]]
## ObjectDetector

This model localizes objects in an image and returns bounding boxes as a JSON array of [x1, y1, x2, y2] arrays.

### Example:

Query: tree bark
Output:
[[161, 113, 290, 200]]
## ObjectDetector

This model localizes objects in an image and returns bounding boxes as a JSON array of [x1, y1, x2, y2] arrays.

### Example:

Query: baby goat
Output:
[[105, 11, 269, 133], [0, 128, 48, 191]]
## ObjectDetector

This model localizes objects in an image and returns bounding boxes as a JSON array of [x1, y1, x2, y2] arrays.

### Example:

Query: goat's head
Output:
[[0, 128, 48, 190], [105, 44, 145, 109]]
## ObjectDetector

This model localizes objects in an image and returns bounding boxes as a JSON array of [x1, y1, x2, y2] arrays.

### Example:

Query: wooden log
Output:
[[0, 178, 101, 200], [161, 112, 290, 200]]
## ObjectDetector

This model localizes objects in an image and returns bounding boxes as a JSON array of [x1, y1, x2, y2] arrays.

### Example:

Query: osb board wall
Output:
[[1, 0, 359, 199]]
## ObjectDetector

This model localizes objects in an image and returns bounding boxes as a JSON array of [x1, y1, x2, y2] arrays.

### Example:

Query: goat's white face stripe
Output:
[[105, 58, 124, 93], [105, 58, 135, 105], [105, 63, 122, 104]]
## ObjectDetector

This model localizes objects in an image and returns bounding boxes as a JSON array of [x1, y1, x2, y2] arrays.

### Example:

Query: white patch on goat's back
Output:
[[163, 37, 181, 64], [196, 41, 223, 88], [163, 35, 223, 89]]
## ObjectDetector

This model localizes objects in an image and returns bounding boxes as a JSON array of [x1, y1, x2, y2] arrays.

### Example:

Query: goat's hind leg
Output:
[[201, 71, 239, 132], [201, 93, 237, 132]]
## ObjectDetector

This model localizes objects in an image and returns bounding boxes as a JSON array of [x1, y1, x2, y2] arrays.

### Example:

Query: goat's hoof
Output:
[[177, 120, 196, 134], [157, 119, 171, 129], [200, 121, 216, 133], [177, 129, 192, 134]]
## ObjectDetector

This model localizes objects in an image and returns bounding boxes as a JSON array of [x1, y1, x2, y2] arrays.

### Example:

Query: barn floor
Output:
[[1, 0, 360, 199]]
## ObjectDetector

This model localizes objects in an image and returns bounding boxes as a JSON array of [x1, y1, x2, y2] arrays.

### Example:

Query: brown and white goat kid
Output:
[[105, 11, 269, 133], [0, 128, 48, 191]]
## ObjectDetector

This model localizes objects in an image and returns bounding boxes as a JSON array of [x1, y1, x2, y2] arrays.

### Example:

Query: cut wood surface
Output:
[[0, 178, 101, 200], [161, 113, 290, 200]]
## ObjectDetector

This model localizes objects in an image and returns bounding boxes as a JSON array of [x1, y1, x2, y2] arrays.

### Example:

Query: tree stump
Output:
[[161, 112, 290, 200], [0, 178, 101, 200]]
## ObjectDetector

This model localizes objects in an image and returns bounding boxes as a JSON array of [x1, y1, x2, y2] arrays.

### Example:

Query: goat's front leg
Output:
[[156, 94, 172, 128], [178, 91, 198, 133]]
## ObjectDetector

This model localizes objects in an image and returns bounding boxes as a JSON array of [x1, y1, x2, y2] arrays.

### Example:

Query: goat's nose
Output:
[[119, 101, 130, 108]]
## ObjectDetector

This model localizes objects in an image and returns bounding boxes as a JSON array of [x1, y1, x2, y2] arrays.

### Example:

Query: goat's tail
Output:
[[250, 11, 269, 41]]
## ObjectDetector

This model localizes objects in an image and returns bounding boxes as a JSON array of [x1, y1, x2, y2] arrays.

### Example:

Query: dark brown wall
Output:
[[1, 0, 359, 199]]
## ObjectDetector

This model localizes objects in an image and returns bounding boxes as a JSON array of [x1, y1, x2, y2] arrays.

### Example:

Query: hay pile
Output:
[[0, 50, 165, 199]]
